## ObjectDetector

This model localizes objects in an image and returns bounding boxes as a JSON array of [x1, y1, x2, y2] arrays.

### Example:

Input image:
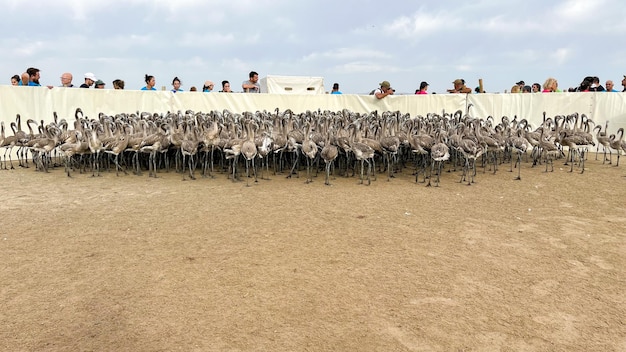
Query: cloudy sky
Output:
[[2, 0, 625, 94]]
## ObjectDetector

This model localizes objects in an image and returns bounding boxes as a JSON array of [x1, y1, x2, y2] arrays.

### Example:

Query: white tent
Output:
[[259, 75, 325, 94]]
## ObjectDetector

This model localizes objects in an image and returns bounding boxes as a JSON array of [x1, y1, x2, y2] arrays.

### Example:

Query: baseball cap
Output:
[[84, 72, 97, 81], [380, 81, 391, 88], [95, 80, 105, 86], [516, 80, 525, 85]]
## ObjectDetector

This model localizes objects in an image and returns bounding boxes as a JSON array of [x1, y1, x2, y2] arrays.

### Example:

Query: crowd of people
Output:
[[8, 68, 261, 94], [505, 76, 625, 94], [8, 67, 626, 95], [374, 76, 626, 97]]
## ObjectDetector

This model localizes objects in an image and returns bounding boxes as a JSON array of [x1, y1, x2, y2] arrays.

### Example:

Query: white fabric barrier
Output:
[[1, 86, 625, 133]]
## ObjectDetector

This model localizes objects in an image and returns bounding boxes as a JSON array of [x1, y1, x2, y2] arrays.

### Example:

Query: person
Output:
[[553, 80, 562, 92], [531, 83, 541, 93], [415, 81, 428, 95], [577, 77, 593, 92], [447, 79, 472, 94], [20, 72, 29, 86], [242, 71, 260, 93], [94, 80, 105, 89], [516, 80, 525, 91], [510, 85, 520, 93], [576, 76, 594, 92], [591, 76, 605, 92], [27, 67, 41, 86], [171, 77, 183, 93], [542, 78, 557, 92], [622, 75, 626, 92], [189, 86, 197, 92], [522, 85, 531, 93], [202, 81, 214, 92], [59, 72, 74, 87], [10, 75, 20, 86], [141, 74, 156, 91], [220, 80, 232, 92], [374, 81, 394, 99], [25, 67, 53, 89], [80, 72, 97, 88], [605, 80, 618, 92], [112, 79, 125, 89], [331, 83, 342, 94]]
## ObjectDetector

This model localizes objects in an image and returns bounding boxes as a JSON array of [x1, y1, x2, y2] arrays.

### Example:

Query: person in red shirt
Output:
[[416, 81, 429, 94]]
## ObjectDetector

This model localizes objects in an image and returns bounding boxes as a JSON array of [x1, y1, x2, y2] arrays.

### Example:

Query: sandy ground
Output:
[[1, 155, 625, 352]]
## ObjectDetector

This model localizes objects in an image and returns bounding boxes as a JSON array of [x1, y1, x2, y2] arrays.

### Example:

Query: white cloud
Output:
[[550, 48, 571, 66], [302, 48, 390, 62], [385, 10, 459, 38]]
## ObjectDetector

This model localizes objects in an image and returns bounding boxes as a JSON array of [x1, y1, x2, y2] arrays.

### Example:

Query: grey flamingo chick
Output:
[[320, 129, 338, 186]]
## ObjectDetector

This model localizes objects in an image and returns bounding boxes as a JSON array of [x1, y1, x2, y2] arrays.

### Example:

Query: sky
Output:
[[2, 0, 625, 94]]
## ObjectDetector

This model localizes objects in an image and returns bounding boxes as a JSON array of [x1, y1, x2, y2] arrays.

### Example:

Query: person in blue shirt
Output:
[[202, 80, 214, 92], [141, 74, 156, 91], [171, 76, 183, 93], [331, 83, 342, 94], [26, 67, 41, 86], [19, 72, 29, 86], [26, 67, 53, 88], [605, 80, 618, 92]]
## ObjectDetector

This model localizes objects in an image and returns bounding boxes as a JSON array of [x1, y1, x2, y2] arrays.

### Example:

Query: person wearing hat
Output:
[[374, 81, 394, 99], [81, 72, 97, 88], [94, 80, 105, 89], [415, 81, 429, 95], [447, 79, 472, 94], [202, 80, 215, 92]]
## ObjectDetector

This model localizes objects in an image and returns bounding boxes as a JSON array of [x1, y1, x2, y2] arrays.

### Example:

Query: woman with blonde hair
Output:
[[542, 78, 557, 93]]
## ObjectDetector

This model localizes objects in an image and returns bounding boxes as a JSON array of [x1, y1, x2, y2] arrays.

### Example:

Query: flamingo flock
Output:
[[1, 107, 625, 186]]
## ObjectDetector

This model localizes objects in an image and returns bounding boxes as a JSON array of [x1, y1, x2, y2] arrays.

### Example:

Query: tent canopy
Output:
[[259, 75, 325, 94]]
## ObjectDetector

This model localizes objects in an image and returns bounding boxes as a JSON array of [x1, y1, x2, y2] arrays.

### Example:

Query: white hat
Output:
[[84, 72, 97, 81]]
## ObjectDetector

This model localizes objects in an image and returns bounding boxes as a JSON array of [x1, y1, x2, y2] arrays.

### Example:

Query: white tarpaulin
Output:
[[259, 75, 325, 94], [0, 86, 625, 134]]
